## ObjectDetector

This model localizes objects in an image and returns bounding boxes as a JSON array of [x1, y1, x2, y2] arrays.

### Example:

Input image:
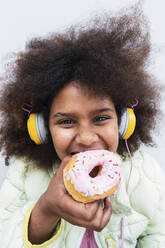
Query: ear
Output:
[[119, 108, 136, 140], [27, 113, 48, 144]]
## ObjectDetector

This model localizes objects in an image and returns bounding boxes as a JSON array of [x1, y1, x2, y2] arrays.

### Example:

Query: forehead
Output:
[[50, 81, 115, 112]]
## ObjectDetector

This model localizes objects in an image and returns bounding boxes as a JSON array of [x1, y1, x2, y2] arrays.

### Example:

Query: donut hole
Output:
[[89, 165, 102, 178]]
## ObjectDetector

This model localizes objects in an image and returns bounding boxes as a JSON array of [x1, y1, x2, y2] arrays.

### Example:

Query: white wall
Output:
[[0, 0, 165, 185]]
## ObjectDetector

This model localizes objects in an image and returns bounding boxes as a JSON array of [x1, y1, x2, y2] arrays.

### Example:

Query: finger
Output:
[[57, 155, 73, 177], [61, 195, 100, 221], [89, 198, 111, 231], [62, 204, 102, 229], [57, 197, 109, 230], [87, 200, 105, 231], [100, 197, 112, 228], [53, 155, 72, 189], [56, 198, 101, 228]]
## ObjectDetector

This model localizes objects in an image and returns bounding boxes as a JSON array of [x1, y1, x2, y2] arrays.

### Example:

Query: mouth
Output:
[[70, 148, 105, 156], [70, 152, 79, 156]]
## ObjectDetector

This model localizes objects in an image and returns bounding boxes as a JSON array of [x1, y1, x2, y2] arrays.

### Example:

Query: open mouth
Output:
[[70, 152, 79, 156], [70, 149, 103, 156]]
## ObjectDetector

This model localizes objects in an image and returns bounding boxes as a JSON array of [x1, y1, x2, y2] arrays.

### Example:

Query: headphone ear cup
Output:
[[119, 108, 136, 140], [27, 113, 48, 144]]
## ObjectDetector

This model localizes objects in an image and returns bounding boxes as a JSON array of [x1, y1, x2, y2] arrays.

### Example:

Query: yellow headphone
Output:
[[118, 108, 136, 140], [27, 113, 48, 145], [27, 107, 136, 144]]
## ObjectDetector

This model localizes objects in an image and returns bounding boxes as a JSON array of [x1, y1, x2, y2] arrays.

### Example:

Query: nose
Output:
[[75, 127, 98, 146]]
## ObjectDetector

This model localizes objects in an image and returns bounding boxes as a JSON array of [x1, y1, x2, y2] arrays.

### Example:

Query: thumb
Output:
[[62, 155, 78, 179], [55, 155, 73, 183], [50, 155, 73, 195], [60, 155, 73, 171]]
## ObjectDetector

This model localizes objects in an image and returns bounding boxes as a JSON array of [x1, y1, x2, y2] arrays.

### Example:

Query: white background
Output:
[[0, 0, 165, 185]]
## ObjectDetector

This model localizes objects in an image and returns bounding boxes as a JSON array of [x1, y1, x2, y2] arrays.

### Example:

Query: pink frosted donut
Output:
[[63, 150, 121, 203]]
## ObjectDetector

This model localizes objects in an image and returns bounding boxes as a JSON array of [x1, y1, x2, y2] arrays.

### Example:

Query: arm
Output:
[[0, 157, 112, 247], [28, 156, 112, 244]]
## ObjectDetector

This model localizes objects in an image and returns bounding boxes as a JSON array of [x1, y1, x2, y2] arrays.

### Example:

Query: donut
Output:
[[63, 150, 121, 203]]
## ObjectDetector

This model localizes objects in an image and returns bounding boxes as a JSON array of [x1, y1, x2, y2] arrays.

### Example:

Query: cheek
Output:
[[113, 132, 119, 152], [104, 124, 119, 152], [49, 127, 73, 159]]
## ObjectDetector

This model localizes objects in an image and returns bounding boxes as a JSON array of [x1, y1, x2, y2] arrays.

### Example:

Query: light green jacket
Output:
[[0, 150, 165, 248]]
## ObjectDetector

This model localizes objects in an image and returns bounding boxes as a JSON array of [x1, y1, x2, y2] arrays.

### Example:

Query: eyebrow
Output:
[[53, 108, 114, 118]]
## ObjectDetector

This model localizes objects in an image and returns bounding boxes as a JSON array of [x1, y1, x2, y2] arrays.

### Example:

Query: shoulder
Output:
[[131, 149, 165, 184], [5, 157, 53, 191], [6, 158, 29, 190], [0, 158, 60, 206], [121, 149, 165, 218], [121, 148, 165, 192]]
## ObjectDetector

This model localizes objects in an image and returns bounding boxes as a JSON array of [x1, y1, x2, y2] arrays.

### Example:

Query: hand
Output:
[[41, 156, 112, 232]]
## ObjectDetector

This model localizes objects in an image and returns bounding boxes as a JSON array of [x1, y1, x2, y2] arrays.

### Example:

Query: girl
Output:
[[0, 8, 165, 248]]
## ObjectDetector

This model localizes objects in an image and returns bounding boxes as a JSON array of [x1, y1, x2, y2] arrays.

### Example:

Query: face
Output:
[[49, 82, 119, 160]]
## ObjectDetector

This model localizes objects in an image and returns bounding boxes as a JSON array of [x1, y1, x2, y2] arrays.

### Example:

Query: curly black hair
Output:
[[0, 8, 161, 168]]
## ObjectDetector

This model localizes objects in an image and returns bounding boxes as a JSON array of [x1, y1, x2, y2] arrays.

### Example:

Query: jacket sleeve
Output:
[[136, 153, 165, 248], [0, 159, 65, 248]]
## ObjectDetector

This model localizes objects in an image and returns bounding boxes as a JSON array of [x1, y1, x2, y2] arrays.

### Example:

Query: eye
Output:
[[57, 118, 76, 127], [93, 116, 110, 123]]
